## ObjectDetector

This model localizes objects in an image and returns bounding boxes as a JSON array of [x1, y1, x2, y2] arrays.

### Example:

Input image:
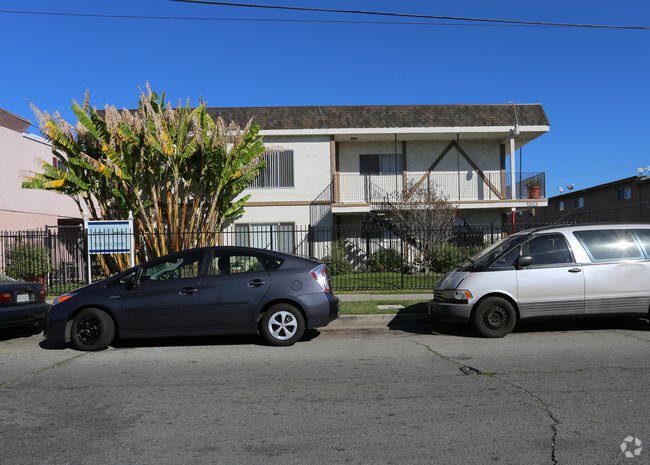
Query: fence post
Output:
[[308, 225, 314, 258], [400, 229, 404, 290]]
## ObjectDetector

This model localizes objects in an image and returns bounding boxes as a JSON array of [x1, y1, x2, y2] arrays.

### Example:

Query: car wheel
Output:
[[472, 297, 516, 338], [260, 304, 305, 346], [70, 308, 115, 351]]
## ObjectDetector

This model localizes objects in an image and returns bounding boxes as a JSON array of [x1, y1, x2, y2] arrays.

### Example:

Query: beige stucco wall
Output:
[[0, 125, 82, 230], [242, 135, 332, 203]]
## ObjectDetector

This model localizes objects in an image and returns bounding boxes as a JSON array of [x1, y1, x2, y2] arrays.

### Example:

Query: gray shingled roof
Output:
[[205, 104, 549, 131]]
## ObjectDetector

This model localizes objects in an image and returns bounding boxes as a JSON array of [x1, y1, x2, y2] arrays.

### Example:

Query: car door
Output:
[[121, 250, 205, 333], [513, 234, 585, 318], [574, 229, 650, 315], [199, 251, 271, 328]]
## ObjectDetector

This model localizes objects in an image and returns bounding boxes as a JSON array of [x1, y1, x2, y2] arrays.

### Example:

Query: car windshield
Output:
[[464, 234, 529, 269], [0, 273, 16, 282]]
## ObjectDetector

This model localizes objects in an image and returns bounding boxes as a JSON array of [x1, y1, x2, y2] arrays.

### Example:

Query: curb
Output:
[[320, 313, 434, 331], [337, 294, 431, 302]]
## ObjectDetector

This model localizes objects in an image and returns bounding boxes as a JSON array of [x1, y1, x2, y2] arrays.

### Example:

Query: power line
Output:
[[0, 7, 648, 30], [0, 10, 567, 27], [171, 0, 650, 30]]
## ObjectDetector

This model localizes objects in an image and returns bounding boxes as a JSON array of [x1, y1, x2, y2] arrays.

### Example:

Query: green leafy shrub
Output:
[[322, 240, 353, 276], [4, 242, 54, 281], [422, 243, 485, 273], [367, 248, 402, 272]]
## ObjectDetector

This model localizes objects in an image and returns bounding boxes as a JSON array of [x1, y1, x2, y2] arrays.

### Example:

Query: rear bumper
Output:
[[427, 299, 473, 323], [0, 302, 50, 328], [302, 293, 339, 328]]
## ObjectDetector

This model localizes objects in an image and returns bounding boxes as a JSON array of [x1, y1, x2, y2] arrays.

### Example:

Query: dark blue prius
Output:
[[44, 247, 339, 350]]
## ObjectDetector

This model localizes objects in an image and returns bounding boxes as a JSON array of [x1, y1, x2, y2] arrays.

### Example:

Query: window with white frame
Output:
[[52, 157, 69, 173], [250, 150, 294, 188], [235, 223, 295, 254], [359, 154, 402, 175]]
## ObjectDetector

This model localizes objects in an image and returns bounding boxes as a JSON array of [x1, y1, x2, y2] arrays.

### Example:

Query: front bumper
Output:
[[427, 299, 473, 323], [0, 302, 50, 328]]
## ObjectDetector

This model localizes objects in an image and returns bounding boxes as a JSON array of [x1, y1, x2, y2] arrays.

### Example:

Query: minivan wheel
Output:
[[472, 297, 516, 338], [70, 308, 115, 351], [260, 304, 305, 346]]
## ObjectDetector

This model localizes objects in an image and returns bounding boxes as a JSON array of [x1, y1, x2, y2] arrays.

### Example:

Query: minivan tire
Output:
[[472, 297, 517, 338]]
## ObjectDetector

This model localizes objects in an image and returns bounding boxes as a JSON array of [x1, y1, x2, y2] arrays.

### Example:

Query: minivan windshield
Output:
[[462, 234, 528, 269]]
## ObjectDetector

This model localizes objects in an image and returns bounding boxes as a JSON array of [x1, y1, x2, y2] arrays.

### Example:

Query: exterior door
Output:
[[121, 251, 205, 333], [199, 251, 271, 328]]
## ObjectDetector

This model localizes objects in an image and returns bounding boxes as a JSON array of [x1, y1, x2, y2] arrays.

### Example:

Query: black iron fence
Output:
[[1, 223, 541, 295]]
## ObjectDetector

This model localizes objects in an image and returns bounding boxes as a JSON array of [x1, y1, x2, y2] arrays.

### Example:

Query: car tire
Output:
[[70, 308, 115, 351], [472, 297, 517, 338], [260, 304, 305, 346]]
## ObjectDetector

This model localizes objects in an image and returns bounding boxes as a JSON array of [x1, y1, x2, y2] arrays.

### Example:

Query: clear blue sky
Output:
[[1, 0, 649, 196]]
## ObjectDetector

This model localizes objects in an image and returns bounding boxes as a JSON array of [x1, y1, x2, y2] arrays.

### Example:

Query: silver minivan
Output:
[[428, 224, 650, 337]]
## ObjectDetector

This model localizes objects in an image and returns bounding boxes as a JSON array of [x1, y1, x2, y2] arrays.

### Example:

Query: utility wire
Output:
[[171, 0, 650, 30], [0, 10, 568, 27], [1, 6, 648, 30]]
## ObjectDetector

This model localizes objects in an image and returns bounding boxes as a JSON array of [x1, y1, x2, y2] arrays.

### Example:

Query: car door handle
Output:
[[179, 287, 198, 295], [248, 279, 266, 287], [568, 268, 582, 273]]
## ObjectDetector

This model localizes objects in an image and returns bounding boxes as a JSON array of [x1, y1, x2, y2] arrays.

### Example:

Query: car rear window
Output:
[[573, 229, 644, 262], [259, 254, 284, 270]]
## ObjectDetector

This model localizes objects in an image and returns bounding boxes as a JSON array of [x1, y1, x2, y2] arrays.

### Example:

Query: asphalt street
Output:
[[1, 316, 649, 465]]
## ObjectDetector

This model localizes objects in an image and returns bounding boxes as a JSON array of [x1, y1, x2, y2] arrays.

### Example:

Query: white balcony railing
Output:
[[334, 172, 545, 203]]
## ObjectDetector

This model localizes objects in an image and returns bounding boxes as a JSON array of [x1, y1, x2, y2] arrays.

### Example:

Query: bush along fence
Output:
[[1, 223, 532, 295]]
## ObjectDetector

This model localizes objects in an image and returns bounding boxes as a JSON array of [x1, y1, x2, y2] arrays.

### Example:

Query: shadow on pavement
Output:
[[0, 326, 43, 342], [39, 328, 322, 351], [390, 310, 649, 338]]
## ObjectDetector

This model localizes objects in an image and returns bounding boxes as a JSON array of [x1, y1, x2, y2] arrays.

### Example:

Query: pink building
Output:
[[0, 108, 82, 231]]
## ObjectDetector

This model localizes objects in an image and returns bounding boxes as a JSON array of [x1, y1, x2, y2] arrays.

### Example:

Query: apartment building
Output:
[[206, 104, 550, 246]]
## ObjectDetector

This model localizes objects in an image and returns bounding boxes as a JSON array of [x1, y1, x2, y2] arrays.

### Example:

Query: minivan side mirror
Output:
[[517, 256, 534, 269]]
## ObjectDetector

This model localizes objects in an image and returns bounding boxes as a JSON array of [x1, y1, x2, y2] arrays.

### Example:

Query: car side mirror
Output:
[[517, 256, 534, 269]]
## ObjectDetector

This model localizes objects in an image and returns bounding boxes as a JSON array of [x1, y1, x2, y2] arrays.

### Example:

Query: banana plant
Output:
[[23, 84, 267, 273]]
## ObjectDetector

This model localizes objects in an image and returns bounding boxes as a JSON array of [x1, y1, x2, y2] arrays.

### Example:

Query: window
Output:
[[235, 223, 295, 254], [574, 229, 643, 262], [359, 154, 402, 175], [491, 234, 573, 268], [632, 229, 650, 257], [140, 252, 204, 281], [573, 197, 584, 209], [250, 150, 294, 188], [52, 157, 69, 173], [521, 234, 573, 265], [555, 201, 564, 212], [209, 253, 261, 275], [617, 186, 632, 201]]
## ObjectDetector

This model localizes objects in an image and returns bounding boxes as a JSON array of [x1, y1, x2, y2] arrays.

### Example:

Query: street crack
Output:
[[416, 341, 559, 465], [0, 352, 88, 390]]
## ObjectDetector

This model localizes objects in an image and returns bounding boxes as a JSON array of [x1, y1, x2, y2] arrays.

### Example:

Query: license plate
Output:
[[16, 292, 30, 303]]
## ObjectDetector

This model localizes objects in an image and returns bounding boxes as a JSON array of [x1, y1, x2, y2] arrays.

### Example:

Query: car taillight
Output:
[[0, 292, 11, 303], [310, 264, 330, 293], [38, 290, 47, 300]]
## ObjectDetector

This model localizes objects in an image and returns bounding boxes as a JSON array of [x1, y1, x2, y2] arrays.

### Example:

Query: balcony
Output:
[[333, 172, 546, 204]]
